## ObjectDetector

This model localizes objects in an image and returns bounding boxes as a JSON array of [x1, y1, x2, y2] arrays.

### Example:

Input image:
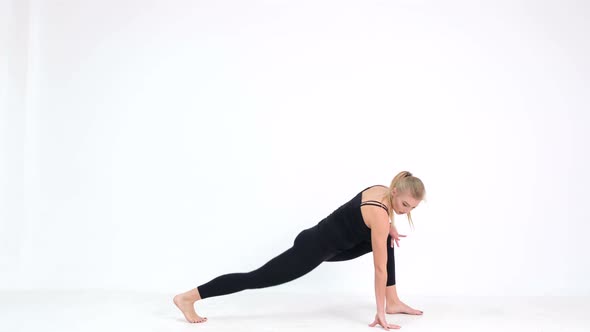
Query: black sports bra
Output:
[[360, 200, 389, 215], [359, 185, 390, 215]]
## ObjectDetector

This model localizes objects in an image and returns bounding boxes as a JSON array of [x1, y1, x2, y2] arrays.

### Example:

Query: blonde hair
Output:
[[381, 171, 426, 230]]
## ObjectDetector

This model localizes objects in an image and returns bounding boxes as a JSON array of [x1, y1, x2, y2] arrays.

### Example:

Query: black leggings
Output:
[[197, 233, 396, 299]]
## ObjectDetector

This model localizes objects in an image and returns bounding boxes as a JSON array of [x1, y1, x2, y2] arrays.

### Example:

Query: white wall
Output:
[[0, 0, 29, 288], [4, 0, 590, 296]]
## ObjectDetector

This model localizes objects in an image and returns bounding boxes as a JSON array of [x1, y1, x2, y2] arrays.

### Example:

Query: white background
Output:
[[1, 0, 589, 297]]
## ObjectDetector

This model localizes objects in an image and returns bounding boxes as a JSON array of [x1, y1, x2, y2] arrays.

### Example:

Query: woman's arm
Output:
[[371, 217, 390, 314], [368, 216, 401, 329]]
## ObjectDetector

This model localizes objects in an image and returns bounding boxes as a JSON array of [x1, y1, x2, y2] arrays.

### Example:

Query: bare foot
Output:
[[173, 293, 208, 323], [386, 301, 423, 315]]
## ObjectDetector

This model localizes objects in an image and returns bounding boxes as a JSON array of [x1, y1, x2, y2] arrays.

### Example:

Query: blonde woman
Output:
[[174, 171, 425, 330]]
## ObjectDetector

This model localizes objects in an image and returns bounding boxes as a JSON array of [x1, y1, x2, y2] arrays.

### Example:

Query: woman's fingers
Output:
[[369, 318, 392, 330], [382, 321, 391, 331]]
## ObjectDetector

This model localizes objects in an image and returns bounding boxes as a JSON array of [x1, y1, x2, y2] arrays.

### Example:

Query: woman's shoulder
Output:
[[360, 184, 389, 201], [360, 185, 390, 230]]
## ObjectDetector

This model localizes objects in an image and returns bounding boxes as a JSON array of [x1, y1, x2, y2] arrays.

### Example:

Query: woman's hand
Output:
[[369, 312, 401, 330], [389, 225, 406, 248]]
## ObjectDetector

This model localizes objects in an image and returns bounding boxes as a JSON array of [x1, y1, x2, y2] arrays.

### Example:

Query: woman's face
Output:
[[392, 188, 421, 215]]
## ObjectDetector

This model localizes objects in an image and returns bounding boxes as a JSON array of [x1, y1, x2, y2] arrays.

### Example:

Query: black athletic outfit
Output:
[[197, 185, 396, 299]]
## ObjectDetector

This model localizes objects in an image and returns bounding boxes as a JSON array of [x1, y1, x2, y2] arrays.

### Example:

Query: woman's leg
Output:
[[326, 235, 396, 287], [175, 234, 330, 323], [385, 285, 423, 315], [197, 241, 329, 299], [385, 235, 396, 286], [325, 241, 372, 262], [329, 237, 421, 315], [381, 236, 422, 315]]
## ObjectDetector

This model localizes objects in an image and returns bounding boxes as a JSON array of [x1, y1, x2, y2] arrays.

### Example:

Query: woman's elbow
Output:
[[374, 266, 388, 275]]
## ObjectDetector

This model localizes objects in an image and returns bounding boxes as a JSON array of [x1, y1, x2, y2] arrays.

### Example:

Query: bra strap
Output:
[[360, 200, 389, 215]]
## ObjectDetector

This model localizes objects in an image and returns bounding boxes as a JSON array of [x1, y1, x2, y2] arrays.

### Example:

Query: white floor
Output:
[[1, 290, 588, 332]]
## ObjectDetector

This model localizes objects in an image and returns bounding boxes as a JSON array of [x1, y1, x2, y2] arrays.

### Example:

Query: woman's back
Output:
[[298, 185, 390, 252]]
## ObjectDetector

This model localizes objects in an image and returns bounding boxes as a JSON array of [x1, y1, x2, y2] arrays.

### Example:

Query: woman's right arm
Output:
[[371, 218, 390, 315], [369, 218, 400, 329]]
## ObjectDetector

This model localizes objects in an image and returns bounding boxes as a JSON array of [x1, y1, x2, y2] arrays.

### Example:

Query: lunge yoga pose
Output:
[[174, 171, 425, 330]]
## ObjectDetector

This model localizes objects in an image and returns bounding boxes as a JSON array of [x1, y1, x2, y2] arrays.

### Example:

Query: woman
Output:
[[173, 171, 425, 330]]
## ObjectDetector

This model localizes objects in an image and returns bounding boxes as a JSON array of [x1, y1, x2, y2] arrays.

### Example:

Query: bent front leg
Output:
[[325, 241, 372, 262], [325, 235, 395, 286]]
